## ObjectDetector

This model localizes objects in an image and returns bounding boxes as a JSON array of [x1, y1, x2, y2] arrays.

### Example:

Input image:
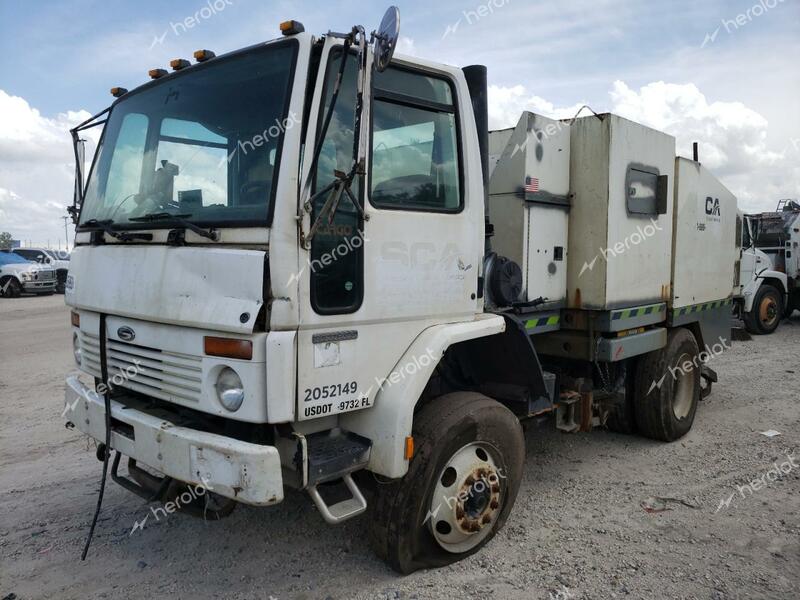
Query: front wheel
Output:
[[369, 392, 524, 573], [0, 277, 22, 298], [743, 285, 783, 334]]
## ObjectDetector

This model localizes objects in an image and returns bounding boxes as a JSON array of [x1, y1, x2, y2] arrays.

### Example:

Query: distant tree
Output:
[[0, 232, 12, 250]]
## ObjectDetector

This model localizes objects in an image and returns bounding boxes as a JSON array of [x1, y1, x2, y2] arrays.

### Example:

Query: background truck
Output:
[[11, 247, 70, 293], [63, 8, 737, 572], [0, 251, 58, 297], [734, 200, 799, 334]]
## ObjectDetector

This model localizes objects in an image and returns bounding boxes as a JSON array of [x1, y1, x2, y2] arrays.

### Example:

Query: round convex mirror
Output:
[[374, 6, 400, 72]]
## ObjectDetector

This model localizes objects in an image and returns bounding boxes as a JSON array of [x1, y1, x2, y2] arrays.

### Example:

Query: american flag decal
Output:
[[525, 176, 539, 193]]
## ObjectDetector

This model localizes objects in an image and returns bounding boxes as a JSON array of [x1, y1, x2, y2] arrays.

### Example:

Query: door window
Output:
[[310, 48, 363, 314], [370, 68, 461, 212]]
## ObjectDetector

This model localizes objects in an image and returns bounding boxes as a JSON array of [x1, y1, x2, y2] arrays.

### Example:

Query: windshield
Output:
[[0, 252, 32, 265], [80, 40, 298, 229]]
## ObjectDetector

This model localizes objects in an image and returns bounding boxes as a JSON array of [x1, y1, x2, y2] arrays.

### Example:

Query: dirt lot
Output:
[[0, 295, 798, 600]]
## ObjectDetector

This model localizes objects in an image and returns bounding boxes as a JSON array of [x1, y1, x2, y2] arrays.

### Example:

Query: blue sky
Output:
[[1, 0, 798, 246]]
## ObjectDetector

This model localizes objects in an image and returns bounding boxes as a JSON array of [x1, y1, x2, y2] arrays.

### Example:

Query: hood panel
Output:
[[66, 245, 265, 334]]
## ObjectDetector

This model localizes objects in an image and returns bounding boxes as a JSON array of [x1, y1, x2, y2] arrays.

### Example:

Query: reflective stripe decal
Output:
[[611, 303, 667, 321], [675, 298, 732, 317], [525, 315, 560, 330]]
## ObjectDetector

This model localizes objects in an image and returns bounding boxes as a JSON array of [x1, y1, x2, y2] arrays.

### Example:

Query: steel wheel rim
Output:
[[672, 352, 695, 420], [759, 295, 778, 327], [428, 442, 504, 554]]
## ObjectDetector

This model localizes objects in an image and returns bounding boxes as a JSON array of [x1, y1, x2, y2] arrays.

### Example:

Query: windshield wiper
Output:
[[129, 212, 218, 241], [82, 219, 151, 242]]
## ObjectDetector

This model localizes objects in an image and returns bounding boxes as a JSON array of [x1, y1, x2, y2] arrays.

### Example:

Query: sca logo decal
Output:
[[705, 197, 721, 216]]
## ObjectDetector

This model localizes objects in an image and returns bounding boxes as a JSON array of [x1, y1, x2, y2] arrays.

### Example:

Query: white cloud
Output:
[[488, 84, 588, 129], [0, 90, 97, 247], [395, 36, 417, 57]]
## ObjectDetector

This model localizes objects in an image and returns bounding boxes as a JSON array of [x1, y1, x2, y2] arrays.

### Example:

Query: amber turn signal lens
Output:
[[70, 311, 80, 327], [204, 336, 253, 360], [279, 20, 304, 35], [404, 436, 415, 460]]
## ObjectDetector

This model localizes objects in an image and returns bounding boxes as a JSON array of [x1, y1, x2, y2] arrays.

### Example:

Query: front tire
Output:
[[634, 328, 701, 442], [369, 392, 524, 573], [0, 276, 22, 298], [743, 285, 783, 334]]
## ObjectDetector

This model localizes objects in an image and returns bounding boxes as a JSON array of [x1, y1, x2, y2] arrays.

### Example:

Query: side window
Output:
[[370, 68, 461, 211], [310, 48, 363, 314], [15, 250, 47, 263]]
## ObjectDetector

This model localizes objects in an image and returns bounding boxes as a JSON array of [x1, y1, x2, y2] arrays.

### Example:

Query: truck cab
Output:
[[735, 210, 791, 334], [65, 14, 499, 565]]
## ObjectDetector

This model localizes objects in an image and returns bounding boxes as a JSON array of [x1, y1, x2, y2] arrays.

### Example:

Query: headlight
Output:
[[215, 367, 244, 412], [20, 272, 32, 281], [73, 332, 82, 366]]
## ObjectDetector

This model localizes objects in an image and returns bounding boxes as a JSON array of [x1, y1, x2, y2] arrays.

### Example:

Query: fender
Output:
[[338, 314, 505, 478], [743, 269, 788, 312]]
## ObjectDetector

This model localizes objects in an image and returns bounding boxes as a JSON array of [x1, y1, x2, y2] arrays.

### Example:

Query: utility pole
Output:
[[62, 216, 70, 252]]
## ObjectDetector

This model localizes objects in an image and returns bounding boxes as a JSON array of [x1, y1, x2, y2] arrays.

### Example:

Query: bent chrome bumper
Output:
[[64, 375, 283, 506], [23, 280, 56, 292]]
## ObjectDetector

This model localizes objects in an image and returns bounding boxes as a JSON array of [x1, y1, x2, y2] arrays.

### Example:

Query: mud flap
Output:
[[700, 364, 717, 400]]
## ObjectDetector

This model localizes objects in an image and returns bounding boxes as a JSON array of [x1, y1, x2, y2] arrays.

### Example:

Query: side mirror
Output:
[[71, 135, 86, 224], [373, 6, 400, 72]]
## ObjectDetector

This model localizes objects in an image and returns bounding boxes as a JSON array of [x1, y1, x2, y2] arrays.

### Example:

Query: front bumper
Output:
[[23, 280, 56, 292], [64, 375, 284, 506]]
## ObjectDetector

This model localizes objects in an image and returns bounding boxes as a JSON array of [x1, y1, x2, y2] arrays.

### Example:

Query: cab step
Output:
[[305, 432, 371, 524]]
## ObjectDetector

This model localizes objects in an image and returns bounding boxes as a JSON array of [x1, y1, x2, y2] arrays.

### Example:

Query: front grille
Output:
[[80, 331, 203, 404], [37, 270, 55, 281]]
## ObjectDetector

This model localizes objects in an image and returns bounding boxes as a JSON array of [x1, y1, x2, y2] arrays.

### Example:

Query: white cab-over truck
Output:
[[64, 9, 738, 572], [734, 200, 800, 334]]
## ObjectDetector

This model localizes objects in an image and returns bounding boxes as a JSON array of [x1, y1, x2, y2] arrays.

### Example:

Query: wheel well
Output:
[[419, 316, 550, 412], [759, 277, 787, 296]]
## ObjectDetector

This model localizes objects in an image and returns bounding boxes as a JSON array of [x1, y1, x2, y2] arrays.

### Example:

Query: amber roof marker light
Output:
[[193, 49, 216, 62], [280, 20, 305, 35], [170, 58, 191, 71]]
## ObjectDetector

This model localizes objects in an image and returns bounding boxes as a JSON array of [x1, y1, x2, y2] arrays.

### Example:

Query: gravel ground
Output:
[[1, 295, 798, 600]]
